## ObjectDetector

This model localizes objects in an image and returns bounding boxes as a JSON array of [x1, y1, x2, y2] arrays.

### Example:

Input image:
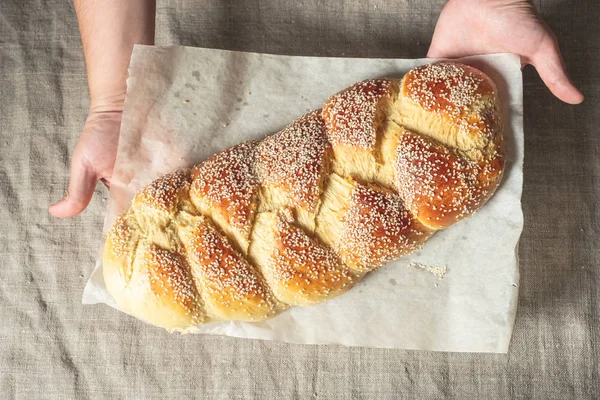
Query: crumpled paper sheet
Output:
[[83, 45, 523, 353]]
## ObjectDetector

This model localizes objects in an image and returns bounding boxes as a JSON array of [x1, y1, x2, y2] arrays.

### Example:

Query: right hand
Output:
[[427, 0, 584, 104], [49, 103, 123, 218]]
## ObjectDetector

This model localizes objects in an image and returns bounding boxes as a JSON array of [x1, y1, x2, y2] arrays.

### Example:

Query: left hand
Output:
[[427, 0, 584, 104], [49, 105, 122, 218]]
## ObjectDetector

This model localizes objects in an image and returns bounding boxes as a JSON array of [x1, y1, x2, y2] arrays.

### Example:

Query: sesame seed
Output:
[[106, 61, 504, 328], [322, 79, 394, 150], [394, 131, 503, 228], [335, 183, 431, 271], [256, 110, 329, 212], [185, 220, 277, 313], [264, 215, 353, 300], [403, 62, 499, 142], [136, 169, 192, 213], [190, 141, 260, 239]]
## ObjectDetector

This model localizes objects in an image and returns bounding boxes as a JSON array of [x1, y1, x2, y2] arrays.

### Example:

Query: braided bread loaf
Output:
[[103, 61, 505, 331]]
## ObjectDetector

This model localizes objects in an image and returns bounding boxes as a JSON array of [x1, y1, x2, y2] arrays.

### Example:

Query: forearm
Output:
[[74, 0, 156, 111]]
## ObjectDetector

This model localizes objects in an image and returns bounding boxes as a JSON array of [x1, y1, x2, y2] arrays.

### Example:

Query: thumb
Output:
[[49, 161, 98, 218], [530, 34, 584, 105]]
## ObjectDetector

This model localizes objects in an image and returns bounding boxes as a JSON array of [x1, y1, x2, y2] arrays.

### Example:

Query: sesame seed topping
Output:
[[403, 62, 498, 139], [108, 213, 136, 258], [336, 183, 428, 272], [105, 61, 504, 328], [145, 245, 202, 312], [256, 110, 330, 211], [406, 62, 485, 112], [265, 216, 353, 299], [186, 221, 275, 312], [323, 79, 394, 149], [136, 169, 192, 213], [394, 131, 502, 228], [191, 141, 260, 236]]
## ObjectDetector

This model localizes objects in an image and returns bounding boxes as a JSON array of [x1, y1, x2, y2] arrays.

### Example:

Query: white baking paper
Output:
[[83, 45, 523, 353]]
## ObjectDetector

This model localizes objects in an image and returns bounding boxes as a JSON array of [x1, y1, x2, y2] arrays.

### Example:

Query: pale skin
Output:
[[49, 0, 584, 218]]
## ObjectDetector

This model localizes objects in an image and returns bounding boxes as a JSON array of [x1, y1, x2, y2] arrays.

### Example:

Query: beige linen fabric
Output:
[[0, 0, 598, 398]]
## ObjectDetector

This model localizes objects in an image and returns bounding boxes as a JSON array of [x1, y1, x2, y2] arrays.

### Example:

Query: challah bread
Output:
[[103, 61, 505, 331]]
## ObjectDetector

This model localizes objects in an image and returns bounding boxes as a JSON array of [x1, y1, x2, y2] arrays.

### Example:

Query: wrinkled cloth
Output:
[[0, 0, 599, 398]]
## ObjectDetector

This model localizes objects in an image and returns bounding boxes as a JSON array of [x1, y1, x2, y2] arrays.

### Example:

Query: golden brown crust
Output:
[[105, 212, 139, 262], [322, 79, 401, 185], [322, 79, 398, 151], [394, 130, 504, 229], [251, 213, 354, 306], [134, 169, 193, 214], [103, 211, 140, 295], [334, 182, 433, 272], [102, 61, 505, 331], [403, 63, 495, 115], [399, 62, 502, 156], [189, 141, 260, 251], [256, 110, 330, 212], [144, 244, 204, 322], [185, 220, 279, 321], [104, 236, 206, 330], [130, 169, 194, 231]]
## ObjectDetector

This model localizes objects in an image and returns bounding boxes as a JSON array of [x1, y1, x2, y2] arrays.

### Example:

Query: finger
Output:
[[427, 47, 446, 59], [49, 164, 98, 218], [427, 40, 460, 59], [531, 34, 584, 105], [426, 42, 443, 59], [427, 39, 475, 60], [427, 45, 457, 60]]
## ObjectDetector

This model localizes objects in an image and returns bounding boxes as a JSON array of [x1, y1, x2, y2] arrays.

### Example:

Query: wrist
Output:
[[87, 63, 129, 110], [90, 92, 126, 115], [448, 0, 533, 4]]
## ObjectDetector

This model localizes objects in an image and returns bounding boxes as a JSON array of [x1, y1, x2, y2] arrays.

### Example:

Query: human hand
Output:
[[49, 104, 122, 218], [50, 0, 154, 218], [427, 0, 583, 104]]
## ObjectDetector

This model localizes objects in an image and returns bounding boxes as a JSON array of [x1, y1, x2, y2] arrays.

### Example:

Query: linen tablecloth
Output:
[[1, 0, 598, 398]]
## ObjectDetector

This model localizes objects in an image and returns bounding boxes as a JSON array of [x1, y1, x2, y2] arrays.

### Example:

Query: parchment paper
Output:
[[83, 45, 523, 353]]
